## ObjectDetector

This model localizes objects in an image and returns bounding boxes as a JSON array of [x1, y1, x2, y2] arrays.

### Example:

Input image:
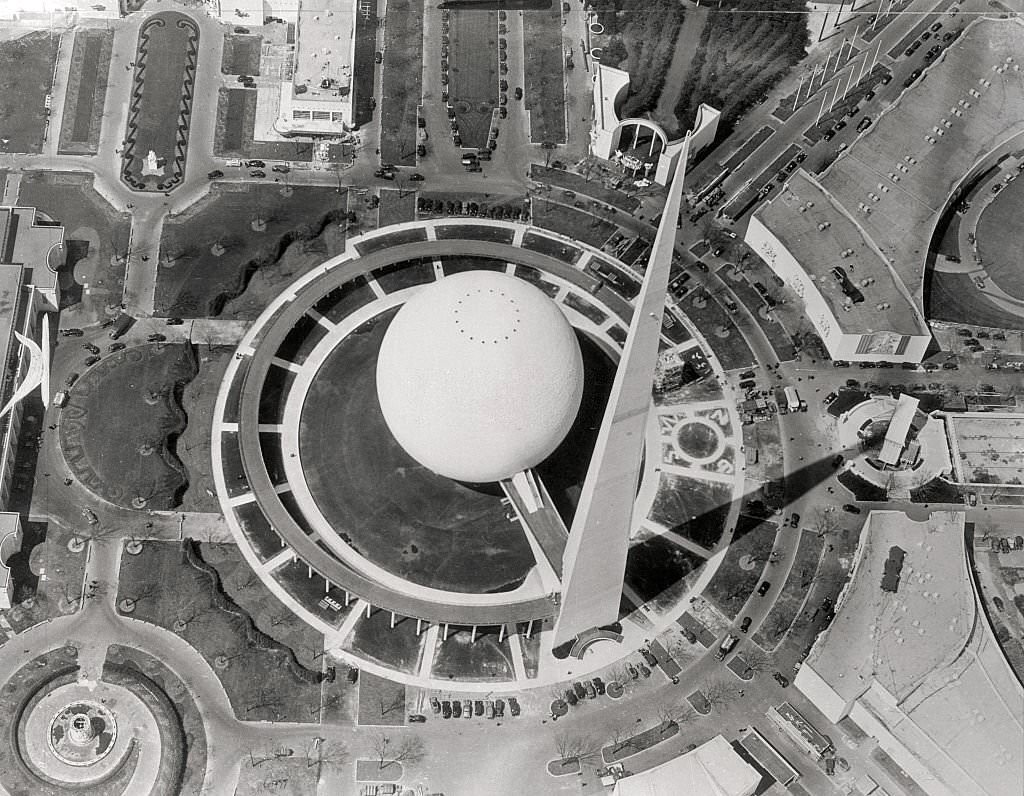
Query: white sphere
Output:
[[376, 270, 584, 483]]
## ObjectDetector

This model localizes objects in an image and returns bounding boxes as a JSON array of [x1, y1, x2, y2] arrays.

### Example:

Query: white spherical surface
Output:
[[376, 270, 584, 483]]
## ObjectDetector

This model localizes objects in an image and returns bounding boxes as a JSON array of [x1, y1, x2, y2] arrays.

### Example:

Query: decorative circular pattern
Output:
[[671, 419, 726, 466], [48, 700, 117, 766]]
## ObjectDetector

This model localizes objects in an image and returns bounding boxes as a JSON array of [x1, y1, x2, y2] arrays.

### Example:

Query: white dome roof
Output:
[[376, 270, 584, 483]]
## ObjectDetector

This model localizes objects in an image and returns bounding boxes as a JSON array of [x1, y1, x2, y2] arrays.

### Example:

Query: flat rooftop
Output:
[[805, 510, 1024, 796], [755, 172, 926, 336], [293, 0, 355, 100], [0, 263, 24, 380], [945, 412, 1024, 486], [809, 511, 973, 704]]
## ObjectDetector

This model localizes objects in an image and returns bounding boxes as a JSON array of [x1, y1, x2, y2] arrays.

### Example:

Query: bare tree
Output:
[[607, 722, 642, 756], [232, 569, 260, 592], [124, 581, 162, 609], [306, 738, 348, 775], [810, 508, 841, 539], [742, 646, 775, 675], [702, 678, 743, 710], [246, 688, 282, 716], [656, 702, 698, 727], [169, 591, 207, 629], [379, 689, 406, 718], [372, 733, 425, 770], [554, 732, 599, 764]]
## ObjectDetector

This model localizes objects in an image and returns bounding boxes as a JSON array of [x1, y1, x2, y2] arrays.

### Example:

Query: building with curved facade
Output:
[[746, 18, 1024, 361]]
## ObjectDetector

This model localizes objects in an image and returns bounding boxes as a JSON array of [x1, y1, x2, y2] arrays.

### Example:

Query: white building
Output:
[[590, 64, 719, 186], [795, 511, 1024, 796], [611, 735, 759, 796]]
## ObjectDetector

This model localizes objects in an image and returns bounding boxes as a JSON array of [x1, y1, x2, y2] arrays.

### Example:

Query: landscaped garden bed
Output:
[[601, 720, 679, 764], [213, 88, 315, 161], [120, 11, 201, 192], [448, 8, 498, 150], [220, 33, 261, 75], [58, 30, 113, 155], [522, 7, 566, 143], [3, 525, 85, 634], [0, 31, 61, 153], [530, 201, 616, 249], [345, 610, 425, 676], [379, 0, 424, 165], [116, 540, 326, 722], [530, 165, 640, 212], [431, 627, 515, 681], [704, 515, 777, 619], [58, 343, 197, 510], [752, 530, 824, 649], [156, 184, 346, 317]]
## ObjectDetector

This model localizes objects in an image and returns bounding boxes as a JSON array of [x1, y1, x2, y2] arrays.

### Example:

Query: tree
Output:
[[656, 702, 697, 726], [743, 646, 775, 675], [810, 508, 840, 539], [554, 732, 599, 764], [608, 722, 643, 756], [124, 581, 161, 608], [169, 591, 207, 630], [702, 677, 743, 710], [379, 689, 406, 718], [307, 738, 348, 776], [372, 733, 425, 770]]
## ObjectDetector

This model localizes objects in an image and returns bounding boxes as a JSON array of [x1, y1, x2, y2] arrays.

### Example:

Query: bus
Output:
[[783, 386, 801, 413]]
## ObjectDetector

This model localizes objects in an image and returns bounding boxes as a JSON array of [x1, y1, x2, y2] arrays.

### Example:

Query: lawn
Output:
[[431, 627, 515, 681], [2, 524, 85, 635], [649, 473, 733, 551], [297, 308, 537, 593], [521, 230, 582, 264], [449, 7, 498, 150], [352, 0, 378, 127], [58, 29, 113, 155], [683, 293, 756, 370], [624, 532, 705, 609], [976, 174, 1024, 301], [345, 609, 424, 675], [752, 531, 824, 649], [220, 33, 261, 75], [522, 7, 566, 143], [0, 31, 61, 153], [380, 0, 424, 165], [703, 515, 777, 619], [156, 184, 346, 317], [927, 270, 1024, 331], [17, 171, 131, 317], [670, 0, 808, 135], [529, 165, 640, 213], [117, 541, 327, 722], [58, 343, 197, 510], [530, 201, 615, 249], [378, 188, 418, 226], [213, 88, 315, 161], [121, 11, 200, 191]]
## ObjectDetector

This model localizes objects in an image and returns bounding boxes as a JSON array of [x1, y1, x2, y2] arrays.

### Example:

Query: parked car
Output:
[[82, 343, 100, 354], [474, 700, 484, 716], [249, 169, 266, 178], [451, 700, 461, 718], [590, 680, 604, 697], [564, 689, 578, 706], [832, 454, 845, 468], [584, 681, 597, 699], [244, 159, 265, 168], [943, 362, 959, 370], [108, 343, 126, 353], [640, 647, 658, 667], [757, 581, 772, 596], [462, 699, 472, 719], [842, 504, 862, 514], [84, 355, 100, 366], [429, 697, 441, 714], [773, 671, 790, 688], [824, 391, 838, 405], [417, 144, 427, 157], [146, 333, 166, 343], [374, 51, 383, 64], [739, 379, 756, 390], [441, 700, 452, 718], [82, 508, 98, 525], [514, 86, 523, 100], [572, 681, 587, 700], [495, 699, 505, 717], [637, 663, 651, 678], [790, 512, 800, 527], [740, 617, 752, 633], [271, 164, 290, 173], [60, 328, 84, 337], [408, 714, 426, 723], [207, 169, 224, 179], [409, 173, 425, 181], [165, 317, 184, 325]]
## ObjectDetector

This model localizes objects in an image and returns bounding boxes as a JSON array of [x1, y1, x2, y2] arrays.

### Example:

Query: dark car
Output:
[[451, 700, 462, 718], [637, 663, 651, 678], [165, 317, 184, 325], [441, 700, 452, 718], [878, 361, 894, 369], [417, 144, 427, 157], [584, 681, 597, 699], [790, 512, 800, 528], [499, 107, 507, 119], [572, 681, 587, 700], [833, 360, 850, 368], [474, 700, 484, 716], [822, 130, 836, 141], [146, 333, 166, 343], [795, 151, 807, 163], [249, 169, 266, 178], [740, 370, 756, 379], [864, 90, 876, 101], [60, 328, 84, 337], [84, 355, 100, 366], [409, 173, 425, 181], [82, 343, 100, 354], [859, 361, 877, 369], [824, 391, 838, 404], [740, 617, 752, 633], [408, 714, 427, 723], [591, 679, 604, 696], [773, 671, 790, 688], [564, 689, 578, 706], [374, 51, 383, 64], [739, 379, 756, 390], [508, 696, 521, 716], [843, 504, 862, 514], [880, 73, 893, 84], [833, 119, 846, 131], [108, 342, 126, 353], [271, 164, 290, 173], [943, 362, 959, 370], [244, 159, 265, 168], [494, 699, 505, 717], [757, 581, 772, 596], [832, 454, 845, 468], [931, 21, 942, 32], [514, 86, 523, 100], [65, 372, 79, 388], [207, 169, 224, 179], [640, 647, 658, 667]]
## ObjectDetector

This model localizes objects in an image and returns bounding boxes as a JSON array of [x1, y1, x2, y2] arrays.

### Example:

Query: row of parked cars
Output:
[[429, 696, 520, 720]]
